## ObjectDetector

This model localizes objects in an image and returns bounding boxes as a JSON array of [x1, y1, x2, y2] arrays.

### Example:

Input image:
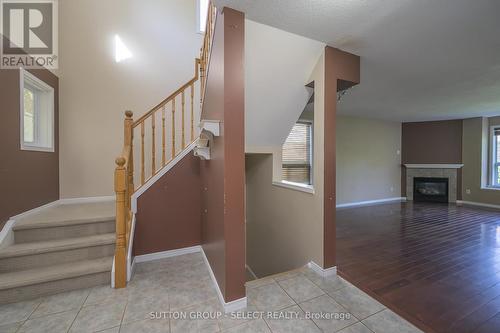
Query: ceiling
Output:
[[214, 0, 500, 122]]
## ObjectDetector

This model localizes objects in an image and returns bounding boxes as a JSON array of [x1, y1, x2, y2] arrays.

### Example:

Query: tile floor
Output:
[[0, 252, 423, 333]]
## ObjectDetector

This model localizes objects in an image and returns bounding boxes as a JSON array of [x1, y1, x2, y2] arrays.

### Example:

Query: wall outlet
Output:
[[396, 150, 401, 155], [466, 188, 471, 195], [390, 186, 394, 192]]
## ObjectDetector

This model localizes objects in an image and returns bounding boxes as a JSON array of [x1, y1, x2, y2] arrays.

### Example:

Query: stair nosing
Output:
[[13, 216, 116, 231], [0, 257, 113, 290], [0, 234, 116, 259]]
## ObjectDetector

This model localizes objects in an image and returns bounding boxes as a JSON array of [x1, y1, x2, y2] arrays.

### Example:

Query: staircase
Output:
[[0, 1, 217, 303], [112, 1, 217, 288], [0, 202, 115, 304]]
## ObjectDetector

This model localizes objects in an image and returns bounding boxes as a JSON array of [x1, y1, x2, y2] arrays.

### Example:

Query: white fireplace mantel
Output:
[[404, 164, 464, 169]]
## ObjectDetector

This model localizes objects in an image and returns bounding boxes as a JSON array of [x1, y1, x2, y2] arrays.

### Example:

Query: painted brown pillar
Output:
[[323, 47, 360, 268], [200, 7, 246, 303], [222, 7, 246, 302]]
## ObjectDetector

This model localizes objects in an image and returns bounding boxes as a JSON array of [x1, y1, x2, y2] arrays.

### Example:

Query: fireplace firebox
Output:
[[413, 177, 449, 203]]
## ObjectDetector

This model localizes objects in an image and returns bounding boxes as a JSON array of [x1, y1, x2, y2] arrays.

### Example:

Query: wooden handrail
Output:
[[113, 1, 217, 289], [133, 60, 200, 127]]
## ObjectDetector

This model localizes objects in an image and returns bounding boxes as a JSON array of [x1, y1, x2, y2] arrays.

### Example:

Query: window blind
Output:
[[282, 122, 312, 184], [494, 128, 500, 186]]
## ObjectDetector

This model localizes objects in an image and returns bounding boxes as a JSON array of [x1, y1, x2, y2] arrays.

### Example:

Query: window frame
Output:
[[281, 120, 314, 186], [491, 125, 500, 187], [20, 68, 55, 153]]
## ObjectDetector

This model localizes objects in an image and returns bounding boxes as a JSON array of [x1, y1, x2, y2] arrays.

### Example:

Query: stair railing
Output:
[[113, 1, 217, 288], [200, 0, 217, 105]]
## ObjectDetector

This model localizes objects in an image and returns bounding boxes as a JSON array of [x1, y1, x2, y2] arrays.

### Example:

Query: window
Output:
[[114, 35, 133, 63], [20, 69, 54, 152], [492, 126, 500, 187], [197, 0, 209, 33], [282, 122, 313, 185]]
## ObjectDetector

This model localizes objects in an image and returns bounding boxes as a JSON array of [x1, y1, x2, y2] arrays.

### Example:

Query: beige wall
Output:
[[245, 53, 325, 278], [245, 154, 324, 278], [462, 117, 500, 205], [58, 0, 202, 198], [336, 116, 402, 205]]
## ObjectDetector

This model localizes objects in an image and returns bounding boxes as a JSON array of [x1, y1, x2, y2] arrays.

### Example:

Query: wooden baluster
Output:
[[172, 99, 176, 158], [114, 156, 127, 288], [151, 112, 156, 175], [140, 122, 145, 185], [181, 91, 185, 149], [162, 106, 166, 166], [124, 110, 134, 200], [190, 84, 194, 141], [208, 3, 212, 40], [200, 58, 205, 104]]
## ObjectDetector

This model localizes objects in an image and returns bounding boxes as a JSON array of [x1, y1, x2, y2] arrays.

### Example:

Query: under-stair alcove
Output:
[[245, 91, 319, 280]]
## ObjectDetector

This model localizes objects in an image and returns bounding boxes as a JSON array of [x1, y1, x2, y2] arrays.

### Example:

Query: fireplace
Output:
[[413, 177, 449, 203]]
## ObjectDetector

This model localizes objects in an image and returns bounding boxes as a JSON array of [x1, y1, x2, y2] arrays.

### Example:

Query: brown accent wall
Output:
[[401, 120, 463, 199], [325, 47, 360, 268], [200, 7, 246, 303], [133, 153, 202, 255], [0, 66, 59, 228]]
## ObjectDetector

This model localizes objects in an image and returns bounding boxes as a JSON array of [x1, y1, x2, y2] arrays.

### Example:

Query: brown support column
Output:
[[200, 6, 246, 303], [323, 47, 360, 268], [223, 7, 246, 302]]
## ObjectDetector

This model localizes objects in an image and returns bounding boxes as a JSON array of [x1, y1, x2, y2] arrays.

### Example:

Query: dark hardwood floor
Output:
[[336, 202, 500, 333]]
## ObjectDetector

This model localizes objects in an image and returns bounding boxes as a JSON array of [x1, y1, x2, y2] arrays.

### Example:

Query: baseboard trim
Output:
[[246, 264, 258, 280], [308, 261, 337, 277], [456, 200, 500, 210], [59, 196, 115, 205], [111, 257, 116, 289], [336, 197, 406, 209], [134, 245, 201, 263], [0, 219, 16, 250], [131, 140, 198, 214], [9, 200, 61, 221], [200, 247, 247, 313], [133, 245, 247, 312], [127, 214, 136, 281]]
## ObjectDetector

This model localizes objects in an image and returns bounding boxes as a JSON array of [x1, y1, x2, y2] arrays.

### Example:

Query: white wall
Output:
[[336, 116, 402, 205], [58, 0, 202, 198], [245, 20, 324, 151]]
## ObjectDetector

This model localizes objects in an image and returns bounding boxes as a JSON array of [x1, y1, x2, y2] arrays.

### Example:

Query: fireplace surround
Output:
[[404, 164, 463, 203]]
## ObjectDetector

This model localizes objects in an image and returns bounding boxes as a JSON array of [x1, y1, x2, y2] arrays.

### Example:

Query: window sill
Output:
[[21, 144, 54, 153], [272, 181, 315, 194], [480, 186, 500, 191]]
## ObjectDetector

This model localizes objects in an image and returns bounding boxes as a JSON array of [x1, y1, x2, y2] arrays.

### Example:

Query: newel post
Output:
[[114, 156, 127, 289]]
